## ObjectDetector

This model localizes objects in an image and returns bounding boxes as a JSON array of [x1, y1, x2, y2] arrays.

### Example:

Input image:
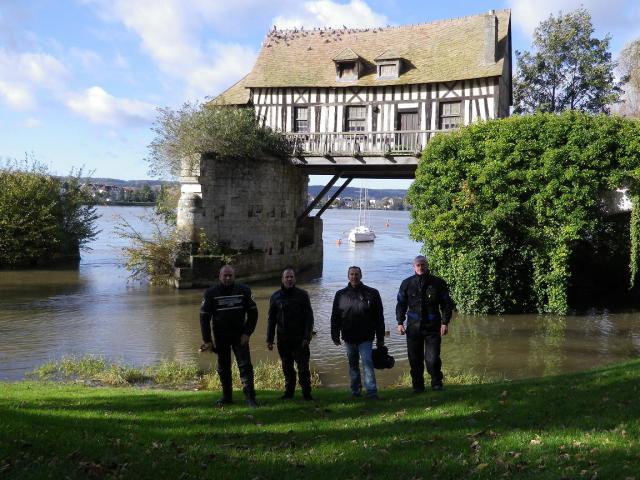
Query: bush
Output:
[[147, 103, 292, 178], [409, 112, 640, 314], [115, 214, 190, 284], [0, 157, 99, 268]]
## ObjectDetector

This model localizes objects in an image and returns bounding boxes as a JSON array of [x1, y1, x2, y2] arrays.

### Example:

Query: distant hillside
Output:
[[308, 185, 406, 199], [83, 178, 178, 188]]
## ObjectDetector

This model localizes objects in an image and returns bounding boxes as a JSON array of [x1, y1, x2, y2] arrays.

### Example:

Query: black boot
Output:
[[280, 387, 294, 400], [216, 383, 233, 406], [243, 387, 258, 408], [301, 388, 313, 401]]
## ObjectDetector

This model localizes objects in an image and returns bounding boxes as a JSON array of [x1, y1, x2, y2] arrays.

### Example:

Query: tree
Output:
[[146, 102, 292, 178], [408, 112, 640, 315], [618, 38, 640, 118], [513, 8, 622, 114], [0, 157, 99, 268]]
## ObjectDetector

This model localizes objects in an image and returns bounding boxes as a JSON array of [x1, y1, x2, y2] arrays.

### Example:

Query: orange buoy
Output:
[[336, 238, 342, 245]]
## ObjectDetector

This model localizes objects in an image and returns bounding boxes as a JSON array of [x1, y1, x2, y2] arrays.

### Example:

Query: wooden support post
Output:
[[315, 177, 353, 218], [297, 174, 340, 221]]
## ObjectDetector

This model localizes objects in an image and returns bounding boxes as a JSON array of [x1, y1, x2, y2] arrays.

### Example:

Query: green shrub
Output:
[[0, 157, 98, 268], [147, 103, 292, 178], [409, 112, 640, 314]]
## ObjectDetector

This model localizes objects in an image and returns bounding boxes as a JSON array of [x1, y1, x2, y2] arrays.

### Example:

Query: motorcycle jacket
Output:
[[200, 282, 258, 343], [331, 283, 385, 345], [266, 285, 314, 344], [396, 273, 453, 335]]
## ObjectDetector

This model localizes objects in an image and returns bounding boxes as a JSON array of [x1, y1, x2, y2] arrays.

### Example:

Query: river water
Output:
[[1, 206, 639, 385]]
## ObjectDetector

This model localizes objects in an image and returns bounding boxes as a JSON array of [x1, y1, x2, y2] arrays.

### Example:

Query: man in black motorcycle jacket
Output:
[[200, 265, 259, 407], [267, 267, 315, 400], [331, 266, 385, 399], [396, 255, 453, 392]]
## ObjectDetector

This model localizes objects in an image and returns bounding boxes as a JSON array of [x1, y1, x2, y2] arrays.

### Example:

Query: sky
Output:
[[1, 0, 639, 189]]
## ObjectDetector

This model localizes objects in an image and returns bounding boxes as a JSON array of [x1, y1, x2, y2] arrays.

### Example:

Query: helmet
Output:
[[372, 345, 395, 369]]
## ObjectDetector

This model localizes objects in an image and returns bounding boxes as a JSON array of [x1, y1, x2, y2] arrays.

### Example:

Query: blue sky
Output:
[[1, 0, 639, 189]]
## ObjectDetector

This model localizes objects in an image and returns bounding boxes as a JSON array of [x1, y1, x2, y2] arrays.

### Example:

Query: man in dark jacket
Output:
[[200, 265, 259, 407], [267, 267, 314, 400], [331, 266, 385, 399], [396, 255, 453, 392]]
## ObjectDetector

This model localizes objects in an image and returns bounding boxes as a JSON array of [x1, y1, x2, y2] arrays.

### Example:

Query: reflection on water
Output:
[[1, 206, 640, 384]]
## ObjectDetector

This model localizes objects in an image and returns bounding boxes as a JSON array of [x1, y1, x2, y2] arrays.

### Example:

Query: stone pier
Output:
[[174, 153, 323, 287]]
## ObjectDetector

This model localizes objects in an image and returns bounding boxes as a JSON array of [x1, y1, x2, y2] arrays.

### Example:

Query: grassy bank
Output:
[[1, 360, 639, 479]]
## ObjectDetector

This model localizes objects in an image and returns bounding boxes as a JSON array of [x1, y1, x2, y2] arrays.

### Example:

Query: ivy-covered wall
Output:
[[408, 112, 640, 314]]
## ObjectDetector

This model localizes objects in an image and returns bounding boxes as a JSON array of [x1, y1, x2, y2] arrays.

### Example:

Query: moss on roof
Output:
[[244, 9, 511, 88], [332, 48, 360, 61], [374, 48, 405, 61], [209, 75, 251, 106]]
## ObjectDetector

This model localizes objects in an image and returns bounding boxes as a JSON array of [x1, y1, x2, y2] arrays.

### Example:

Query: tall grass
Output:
[[29, 355, 322, 390]]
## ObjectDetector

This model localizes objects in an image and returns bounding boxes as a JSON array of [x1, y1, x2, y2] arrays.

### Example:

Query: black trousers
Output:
[[277, 338, 311, 396], [406, 330, 443, 389], [215, 335, 255, 399]]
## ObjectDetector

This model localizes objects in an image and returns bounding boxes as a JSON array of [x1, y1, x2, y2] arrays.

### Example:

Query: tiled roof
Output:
[[332, 47, 360, 61], [243, 9, 511, 88], [374, 48, 404, 61], [210, 74, 251, 105]]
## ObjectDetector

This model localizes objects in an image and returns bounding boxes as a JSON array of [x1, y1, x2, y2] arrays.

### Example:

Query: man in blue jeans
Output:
[[331, 266, 385, 399]]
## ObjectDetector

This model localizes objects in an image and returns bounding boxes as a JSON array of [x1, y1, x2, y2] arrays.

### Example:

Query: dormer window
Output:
[[374, 49, 403, 80], [379, 63, 397, 78], [333, 48, 361, 82], [338, 61, 358, 80]]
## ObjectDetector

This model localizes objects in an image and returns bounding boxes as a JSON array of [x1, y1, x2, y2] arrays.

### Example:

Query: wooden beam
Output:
[[297, 174, 340, 221], [315, 177, 353, 218]]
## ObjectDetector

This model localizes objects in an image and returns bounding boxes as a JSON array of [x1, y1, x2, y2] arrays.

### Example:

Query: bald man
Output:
[[200, 265, 259, 407]]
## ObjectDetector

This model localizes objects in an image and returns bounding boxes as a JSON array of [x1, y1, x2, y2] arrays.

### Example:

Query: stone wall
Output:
[[175, 153, 323, 287]]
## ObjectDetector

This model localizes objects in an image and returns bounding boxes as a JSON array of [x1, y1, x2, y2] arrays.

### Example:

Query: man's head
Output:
[[219, 265, 235, 286], [413, 255, 428, 276], [348, 266, 362, 287], [282, 267, 296, 289]]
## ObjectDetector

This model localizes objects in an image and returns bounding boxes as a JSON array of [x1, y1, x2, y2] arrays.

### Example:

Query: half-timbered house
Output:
[[215, 9, 512, 178]]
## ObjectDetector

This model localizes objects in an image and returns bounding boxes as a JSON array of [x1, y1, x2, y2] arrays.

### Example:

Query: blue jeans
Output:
[[345, 341, 377, 397]]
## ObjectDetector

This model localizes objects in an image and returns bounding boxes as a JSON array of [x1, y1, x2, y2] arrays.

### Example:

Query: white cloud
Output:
[[83, 0, 385, 99], [69, 47, 103, 70], [85, 0, 258, 98], [0, 49, 67, 109], [189, 43, 256, 99], [273, 0, 388, 29], [21, 117, 41, 128], [65, 86, 156, 126], [509, 0, 640, 51], [0, 80, 35, 109]]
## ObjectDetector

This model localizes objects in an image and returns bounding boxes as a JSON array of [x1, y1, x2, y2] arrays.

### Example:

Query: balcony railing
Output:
[[285, 130, 441, 157]]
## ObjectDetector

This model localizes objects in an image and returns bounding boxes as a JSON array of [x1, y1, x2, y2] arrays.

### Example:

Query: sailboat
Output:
[[348, 184, 376, 243]]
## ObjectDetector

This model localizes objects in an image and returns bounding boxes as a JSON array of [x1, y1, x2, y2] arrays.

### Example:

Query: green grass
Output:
[[2, 360, 640, 479]]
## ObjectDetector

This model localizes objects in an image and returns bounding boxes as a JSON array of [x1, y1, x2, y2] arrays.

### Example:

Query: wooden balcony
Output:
[[285, 130, 440, 157]]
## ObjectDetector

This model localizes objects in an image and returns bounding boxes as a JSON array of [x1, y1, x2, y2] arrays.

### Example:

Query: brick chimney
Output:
[[484, 10, 497, 65]]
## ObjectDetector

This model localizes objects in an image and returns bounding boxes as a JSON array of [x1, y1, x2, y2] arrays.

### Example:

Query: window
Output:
[[338, 61, 357, 81], [379, 63, 397, 78], [439, 102, 461, 130], [294, 107, 309, 132], [346, 106, 366, 132]]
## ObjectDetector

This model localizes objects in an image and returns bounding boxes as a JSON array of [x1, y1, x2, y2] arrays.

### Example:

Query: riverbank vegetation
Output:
[[0, 158, 99, 268], [2, 359, 638, 479], [28, 355, 321, 391], [409, 112, 640, 314], [146, 102, 292, 178]]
